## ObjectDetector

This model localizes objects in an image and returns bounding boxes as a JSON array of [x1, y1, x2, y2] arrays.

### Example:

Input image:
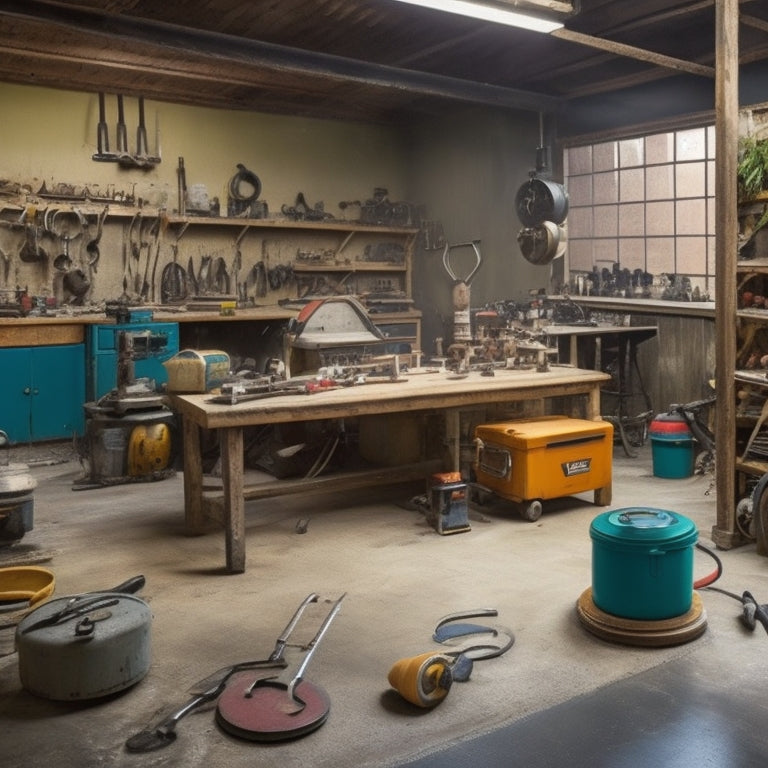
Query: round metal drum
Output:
[[16, 592, 152, 700], [515, 178, 569, 226], [590, 508, 698, 620]]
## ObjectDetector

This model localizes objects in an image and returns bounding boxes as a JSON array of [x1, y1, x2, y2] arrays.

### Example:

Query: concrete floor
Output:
[[1, 439, 768, 767]]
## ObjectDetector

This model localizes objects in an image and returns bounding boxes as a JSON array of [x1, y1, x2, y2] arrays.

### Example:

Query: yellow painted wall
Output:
[[0, 82, 413, 304], [0, 82, 409, 213]]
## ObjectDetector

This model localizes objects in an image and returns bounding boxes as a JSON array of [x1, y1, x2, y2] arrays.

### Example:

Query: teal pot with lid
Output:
[[590, 508, 698, 620]]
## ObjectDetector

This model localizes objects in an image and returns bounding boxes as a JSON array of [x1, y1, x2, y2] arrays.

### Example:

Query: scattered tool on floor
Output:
[[216, 592, 345, 741], [433, 608, 516, 660], [740, 591, 768, 634], [126, 592, 345, 751], [388, 652, 459, 708], [387, 608, 515, 709], [15, 575, 149, 701]]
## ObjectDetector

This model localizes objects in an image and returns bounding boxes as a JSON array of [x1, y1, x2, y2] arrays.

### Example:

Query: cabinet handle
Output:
[[23, 386, 31, 395], [32, 388, 39, 396]]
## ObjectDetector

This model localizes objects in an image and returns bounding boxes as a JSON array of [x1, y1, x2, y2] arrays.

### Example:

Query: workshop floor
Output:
[[1, 439, 767, 768]]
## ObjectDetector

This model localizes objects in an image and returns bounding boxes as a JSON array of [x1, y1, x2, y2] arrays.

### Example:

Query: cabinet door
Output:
[[30, 344, 86, 441], [0, 347, 33, 442]]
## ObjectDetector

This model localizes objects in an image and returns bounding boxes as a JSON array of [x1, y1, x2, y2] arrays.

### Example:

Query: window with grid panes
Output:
[[564, 126, 715, 300]]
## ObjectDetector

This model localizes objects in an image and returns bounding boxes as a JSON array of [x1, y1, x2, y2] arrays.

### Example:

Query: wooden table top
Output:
[[171, 365, 611, 429]]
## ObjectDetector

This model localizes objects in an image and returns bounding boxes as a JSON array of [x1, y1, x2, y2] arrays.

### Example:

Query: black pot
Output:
[[515, 178, 569, 227]]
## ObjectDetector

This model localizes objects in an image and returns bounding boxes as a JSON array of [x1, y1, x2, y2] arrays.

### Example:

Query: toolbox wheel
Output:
[[521, 500, 543, 522]]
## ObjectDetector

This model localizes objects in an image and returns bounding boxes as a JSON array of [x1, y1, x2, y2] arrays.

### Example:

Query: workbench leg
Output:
[[182, 416, 206, 534], [587, 385, 601, 421], [220, 427, 246, 574], [444, 409, 460, 473]]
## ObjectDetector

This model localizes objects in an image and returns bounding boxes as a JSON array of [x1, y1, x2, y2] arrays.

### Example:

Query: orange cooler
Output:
[[474, 416, 613, 505]]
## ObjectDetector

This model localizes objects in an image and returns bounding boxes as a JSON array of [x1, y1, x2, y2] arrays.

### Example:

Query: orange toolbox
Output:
[[473, 416, 613, 522]]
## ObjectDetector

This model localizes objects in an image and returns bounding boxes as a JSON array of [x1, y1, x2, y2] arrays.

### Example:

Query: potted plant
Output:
[[738, 136, 768, 200]]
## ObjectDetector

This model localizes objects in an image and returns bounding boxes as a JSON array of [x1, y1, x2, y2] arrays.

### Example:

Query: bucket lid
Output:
[[590, 508, 698, 547], [650, 413, 691, 434]]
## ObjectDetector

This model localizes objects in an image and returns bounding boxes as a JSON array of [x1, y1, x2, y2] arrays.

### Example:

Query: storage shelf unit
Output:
[[735, 192, 768, 525]]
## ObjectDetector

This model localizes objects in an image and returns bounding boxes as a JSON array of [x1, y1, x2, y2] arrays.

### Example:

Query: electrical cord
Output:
[[693, 542, 722, 589]]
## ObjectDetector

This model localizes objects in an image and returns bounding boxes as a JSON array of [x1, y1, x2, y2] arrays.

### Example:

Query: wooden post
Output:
[[712, 0, 742, 549]]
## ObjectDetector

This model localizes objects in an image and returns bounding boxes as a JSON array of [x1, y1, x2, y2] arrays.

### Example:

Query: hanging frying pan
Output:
[[515, 177, 569, 227], [517, 221, 566, 265]]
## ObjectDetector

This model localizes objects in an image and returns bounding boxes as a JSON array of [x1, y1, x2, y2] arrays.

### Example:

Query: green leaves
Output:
[[738, 137, 768, 199]]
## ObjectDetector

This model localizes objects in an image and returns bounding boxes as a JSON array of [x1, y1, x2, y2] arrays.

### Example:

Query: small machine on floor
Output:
[[74, 331, 176, 489]]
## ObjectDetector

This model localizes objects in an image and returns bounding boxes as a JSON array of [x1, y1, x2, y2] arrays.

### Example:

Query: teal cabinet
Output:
[[0, 344, 85, 443]]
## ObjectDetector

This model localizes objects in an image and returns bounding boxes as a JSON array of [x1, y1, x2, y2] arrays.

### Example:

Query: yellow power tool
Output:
[[387, 652, 456, 708]]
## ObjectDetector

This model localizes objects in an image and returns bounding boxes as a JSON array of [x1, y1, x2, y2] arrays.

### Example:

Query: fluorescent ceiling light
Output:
[[389, 0, 564, 33]]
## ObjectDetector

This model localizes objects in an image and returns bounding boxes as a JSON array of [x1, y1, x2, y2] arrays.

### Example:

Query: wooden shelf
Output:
[[292, 262, 406, 273], [162, 214, 419, 236]]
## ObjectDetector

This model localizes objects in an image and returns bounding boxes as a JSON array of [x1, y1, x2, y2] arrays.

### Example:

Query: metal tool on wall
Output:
[[92, 93, 160, 168], [442, 240, 482, 343]]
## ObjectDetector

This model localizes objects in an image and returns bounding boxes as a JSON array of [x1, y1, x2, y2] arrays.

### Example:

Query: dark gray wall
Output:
[[403, 106, 554, 354]]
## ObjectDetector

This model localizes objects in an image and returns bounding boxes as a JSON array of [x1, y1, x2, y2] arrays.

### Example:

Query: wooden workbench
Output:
[[171, 365, 611, 573]]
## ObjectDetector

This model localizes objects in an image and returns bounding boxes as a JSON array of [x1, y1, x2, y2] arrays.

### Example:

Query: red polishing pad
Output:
[[216, 670, 331, 742]]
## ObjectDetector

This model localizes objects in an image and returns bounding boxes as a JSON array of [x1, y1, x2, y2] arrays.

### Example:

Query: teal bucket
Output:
[[650, 413, 694, 479], [590, 508, 698, 620]]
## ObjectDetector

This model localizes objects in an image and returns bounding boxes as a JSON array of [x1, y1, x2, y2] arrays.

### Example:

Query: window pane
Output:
[[620, 168, 645, 202], [568, 240, 594, 271], [594, 239, 618, 263], [619, 238, 645, 271], [568, 207, 593, 238], [707, 125, 716, 159], [676, 128, 706, 161], [619, 203, 645, 236], [676, 236, 707, 274], [707, 197, 716, 235], [676, 199, 706, 235], [619, 138, 644, 167], [593, 141, 617, 172], [676, 162, 706, 198], [646, 201, 674, 236], [567, 175, 592, 206], [593, 170, 618, 204], [646, 237, 675, 273], [646, 133, 674, 164], [646, 164, 674, 200], [594, 205, 618, 237], [707, 160, 715, 196], [568, 145, 592, 175]]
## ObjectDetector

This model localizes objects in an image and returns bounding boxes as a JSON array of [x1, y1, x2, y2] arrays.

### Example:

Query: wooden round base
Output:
[[576, 587, 707, 647]]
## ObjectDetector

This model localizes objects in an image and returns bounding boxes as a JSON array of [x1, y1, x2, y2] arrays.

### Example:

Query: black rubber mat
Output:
[[399, 652, 768, 767]]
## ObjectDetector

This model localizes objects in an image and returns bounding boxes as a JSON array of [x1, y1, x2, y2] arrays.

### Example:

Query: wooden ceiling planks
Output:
[[0, 0, 766, 122]]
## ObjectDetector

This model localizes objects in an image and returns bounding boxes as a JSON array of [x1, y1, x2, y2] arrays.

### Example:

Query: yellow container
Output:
[[474, 416, 613, 504], [163, 349, 230, 393]]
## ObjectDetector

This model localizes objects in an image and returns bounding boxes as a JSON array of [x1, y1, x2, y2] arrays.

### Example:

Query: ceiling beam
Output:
[[0, 3, 563, 113], [741, 13, 768, 33], [551, 27, 716, 78]]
